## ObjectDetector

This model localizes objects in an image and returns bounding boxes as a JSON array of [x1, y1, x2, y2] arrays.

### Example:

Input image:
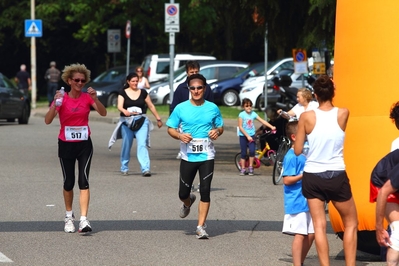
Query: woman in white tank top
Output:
[[293, 75, 358, 266], [136, 66, 150, 89]]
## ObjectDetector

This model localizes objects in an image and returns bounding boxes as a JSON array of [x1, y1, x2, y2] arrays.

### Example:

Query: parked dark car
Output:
[[83, 65, 138, 107], [209, 62, 265, 106], [0, 73, 31, 124]]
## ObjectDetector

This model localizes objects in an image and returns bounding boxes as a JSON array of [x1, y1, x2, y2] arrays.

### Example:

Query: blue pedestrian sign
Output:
[[25, 20, 42, 37]]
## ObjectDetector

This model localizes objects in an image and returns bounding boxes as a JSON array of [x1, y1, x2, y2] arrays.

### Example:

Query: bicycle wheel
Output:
[[268, 150, 277, 166], [272, 139, 290, 185], [234, 152, 242, 171]]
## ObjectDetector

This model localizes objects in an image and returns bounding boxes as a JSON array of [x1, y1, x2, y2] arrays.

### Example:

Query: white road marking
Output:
[[0, 252, 13, 262]]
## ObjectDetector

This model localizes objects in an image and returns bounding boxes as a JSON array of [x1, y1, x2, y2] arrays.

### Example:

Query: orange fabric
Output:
[[330, 0, 399, 246]]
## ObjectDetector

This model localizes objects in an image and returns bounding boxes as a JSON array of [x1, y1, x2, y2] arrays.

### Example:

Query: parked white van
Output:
[[141, 53, 217, 82]]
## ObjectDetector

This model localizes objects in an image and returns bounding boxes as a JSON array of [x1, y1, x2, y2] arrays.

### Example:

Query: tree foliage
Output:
[[0, 0, 336, 95]]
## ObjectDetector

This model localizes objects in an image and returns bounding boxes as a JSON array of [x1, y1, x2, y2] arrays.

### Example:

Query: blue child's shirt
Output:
[[282, 148, 309, 214]]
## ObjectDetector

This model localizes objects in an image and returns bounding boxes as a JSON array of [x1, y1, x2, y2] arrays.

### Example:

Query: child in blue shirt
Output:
[[282, 121, 314, 266], [237, 98, 275, 175]]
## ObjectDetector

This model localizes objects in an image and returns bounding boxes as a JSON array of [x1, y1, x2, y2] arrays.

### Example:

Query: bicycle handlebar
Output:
[[258, 129, 276, 139]]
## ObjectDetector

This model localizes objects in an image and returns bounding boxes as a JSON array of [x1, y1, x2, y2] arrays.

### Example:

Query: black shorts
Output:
[[58, 138, 92, 159], [302, 171, 352, 203]]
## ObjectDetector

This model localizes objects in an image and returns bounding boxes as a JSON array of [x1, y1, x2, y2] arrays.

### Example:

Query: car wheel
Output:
[[163, 94, 170, 105], [18, 103, 30, 124], [256, 96, 264, 111], [107, 93, 118, 107], [222, 90, 239, 106]]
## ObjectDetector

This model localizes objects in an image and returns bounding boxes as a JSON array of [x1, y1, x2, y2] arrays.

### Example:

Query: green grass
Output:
[[106, 105, 264, 119]]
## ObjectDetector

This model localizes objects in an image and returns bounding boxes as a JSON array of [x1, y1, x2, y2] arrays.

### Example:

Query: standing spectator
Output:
[[45, 61, 61, 106], [171, 60, 214, 161], [282, 121, 314, 266], [15, 64, 31, 95], [370, 149, 399, 264], [238, 98, 275, 175], [44, 63, 107, 233], [111, 72, 163, 177], [294, 74, 358, 265], [166, 74, 223, 239], [136, 66, 150, 90]]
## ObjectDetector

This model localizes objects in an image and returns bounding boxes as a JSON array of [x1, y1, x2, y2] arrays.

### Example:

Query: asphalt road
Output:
[[0, 112, 384, 266]]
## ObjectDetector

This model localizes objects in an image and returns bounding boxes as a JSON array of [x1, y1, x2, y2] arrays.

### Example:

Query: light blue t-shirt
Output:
[[166, 100, 223, 162], [238, 111, 258, 137], [282, 148, 309, 215]]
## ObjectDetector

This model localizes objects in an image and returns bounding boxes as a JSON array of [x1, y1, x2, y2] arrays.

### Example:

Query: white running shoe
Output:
[[196, 224, 209, 239], [78, 219, 92, 233], [179, 194, 196, 218], [64, 214, 75, 233]]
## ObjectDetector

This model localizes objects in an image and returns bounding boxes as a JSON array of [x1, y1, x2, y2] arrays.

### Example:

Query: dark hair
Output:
[[390, 101, 399, 129], [187, 73, 206, 86], [123, 72, 139, 89], [312, 74, 335, 103], [185, 61, 200, 72], [285, 121, 298, 142], [241, 98, 253, 107]]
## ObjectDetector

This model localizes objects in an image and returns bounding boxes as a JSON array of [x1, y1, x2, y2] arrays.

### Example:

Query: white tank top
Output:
[[304, 107, 345, 172], [137, 78, 146, 89]]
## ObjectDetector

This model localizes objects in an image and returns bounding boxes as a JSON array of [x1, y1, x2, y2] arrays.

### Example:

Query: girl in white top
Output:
[[136, 66, 150, 89], [277, 88, 319, 120], [293, 75, 358, 266]]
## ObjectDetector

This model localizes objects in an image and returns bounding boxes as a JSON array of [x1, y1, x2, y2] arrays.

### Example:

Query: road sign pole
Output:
[[30, 0, 37, 109], [125, 21, 131, 76], [165, 2, 179, 110]]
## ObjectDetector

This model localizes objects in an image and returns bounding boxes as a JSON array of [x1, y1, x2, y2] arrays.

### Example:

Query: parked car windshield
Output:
[[93, 68, 126, 83], [0, 75, 17, 89], [233, 62, 264, 78]]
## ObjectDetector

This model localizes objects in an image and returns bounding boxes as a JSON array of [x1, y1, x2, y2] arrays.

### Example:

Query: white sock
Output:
[[66, 211, 73, 218], [80, 216, 87, 221]]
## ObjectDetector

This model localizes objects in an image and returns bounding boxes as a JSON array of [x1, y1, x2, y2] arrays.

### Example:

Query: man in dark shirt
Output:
[[370, 149, 399, 262], [44, 61, 61, 106], [170, 60, 214, 114], [15, 64, 31, 95]]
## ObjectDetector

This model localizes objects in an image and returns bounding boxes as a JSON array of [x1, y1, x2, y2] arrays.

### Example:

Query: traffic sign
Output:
[[25, 19, 42, 37], [125, 20, 131, 39], [107, 29, 121, 53], [313, 62, 326, 74], [292, 48, 307, 62], [165, 3, 180, 32]]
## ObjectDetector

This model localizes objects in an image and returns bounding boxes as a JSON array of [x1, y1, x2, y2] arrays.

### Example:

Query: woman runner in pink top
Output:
[[45, 63, 107, 234]]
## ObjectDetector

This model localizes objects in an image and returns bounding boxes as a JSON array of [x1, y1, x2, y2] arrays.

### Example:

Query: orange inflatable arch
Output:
[[330, 0, 399, 255]]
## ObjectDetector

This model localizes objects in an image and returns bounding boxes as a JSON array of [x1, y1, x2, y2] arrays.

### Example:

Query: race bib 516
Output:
[[187, 138, 208, 153]]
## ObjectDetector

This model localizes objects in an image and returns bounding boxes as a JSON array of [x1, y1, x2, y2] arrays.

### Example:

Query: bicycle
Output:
[[272, 110, 293, 185], [234, 130, 277, 173]]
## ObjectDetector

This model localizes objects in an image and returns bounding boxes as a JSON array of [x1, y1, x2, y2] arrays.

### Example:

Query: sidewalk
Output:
[[32, 106, 239, 132]]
